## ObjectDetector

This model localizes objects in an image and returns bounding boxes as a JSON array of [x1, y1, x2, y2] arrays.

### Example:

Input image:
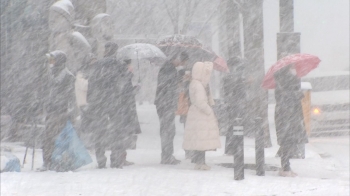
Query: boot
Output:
[[161, 156, 181, 165], [110, 163, 123, 169], [37, 162, 51, 172], [194, 164, 211, 170], [124, 160, 135, 166], [37, 165, 49, 172], [97, 157, 107, 169], [278, 169, 298, 177], [110, 151, 126, 169]]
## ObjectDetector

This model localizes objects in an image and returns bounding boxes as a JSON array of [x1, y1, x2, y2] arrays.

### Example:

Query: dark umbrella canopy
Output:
[[157, 34, 217, 62], [157, 34, 231, 73]]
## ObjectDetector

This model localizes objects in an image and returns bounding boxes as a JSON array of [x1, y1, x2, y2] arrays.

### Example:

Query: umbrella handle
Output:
[[137, 51, 141, 83]]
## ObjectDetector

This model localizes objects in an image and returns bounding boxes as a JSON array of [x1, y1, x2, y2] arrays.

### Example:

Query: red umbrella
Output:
[[262, 53, 321, 89], [213, 56, 229, 73]]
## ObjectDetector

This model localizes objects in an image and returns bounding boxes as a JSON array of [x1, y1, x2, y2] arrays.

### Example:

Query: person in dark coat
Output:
[[116, 59, 142, 166], [39, 50, 76, 171], [274, 64, 308, 177], [155, 51, 189, 165], [222, 57, 246, 155], [86, 42, 125, 169]]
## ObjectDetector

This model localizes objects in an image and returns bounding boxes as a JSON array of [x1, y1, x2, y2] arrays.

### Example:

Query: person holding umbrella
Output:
[[116, 59, 142, 166], [262, 53, 320, 177], [86, 42, 125, 169], [274, 64, 308, 177], [155, 51, 189, 165]]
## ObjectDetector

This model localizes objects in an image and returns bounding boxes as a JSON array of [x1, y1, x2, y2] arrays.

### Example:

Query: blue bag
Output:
[[51, 121, 92, 171], [1, 152, 21, 173]]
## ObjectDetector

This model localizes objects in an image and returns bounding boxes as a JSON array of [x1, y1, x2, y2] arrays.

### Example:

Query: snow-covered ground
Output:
[[1, 104, 349, 196]]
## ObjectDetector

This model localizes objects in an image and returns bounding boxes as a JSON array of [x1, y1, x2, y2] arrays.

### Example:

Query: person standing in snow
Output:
[[183, 62, 221, 170], [155, 51, 189, 165], [86, 42, 125, 169], [39, 50, 76, 171], [112, 59, 142, 166], [222, 57, 246, 155], [274, 64, 308, 177]]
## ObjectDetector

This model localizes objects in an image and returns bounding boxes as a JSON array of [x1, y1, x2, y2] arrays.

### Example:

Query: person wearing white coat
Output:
[[183, 62, 221, 170]]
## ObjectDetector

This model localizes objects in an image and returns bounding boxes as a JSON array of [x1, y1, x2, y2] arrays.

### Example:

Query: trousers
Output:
[[42, 113, 68, 167], [92, 115, 127, 168], [157, 109, 176, 160], [192, 151, 205, 165], [281, 144, 293, 171]]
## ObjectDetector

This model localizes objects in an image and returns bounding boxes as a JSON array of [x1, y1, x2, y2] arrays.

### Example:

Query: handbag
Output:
[[176, 92, 190, 115]]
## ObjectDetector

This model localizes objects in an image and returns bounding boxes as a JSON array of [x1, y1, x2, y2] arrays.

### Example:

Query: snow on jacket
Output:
[[183, 62, 221, 151]]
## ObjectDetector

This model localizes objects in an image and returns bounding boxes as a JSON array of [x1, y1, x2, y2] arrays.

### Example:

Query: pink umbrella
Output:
[[213, 56, 229, 73], [262, 53, 321, 89]]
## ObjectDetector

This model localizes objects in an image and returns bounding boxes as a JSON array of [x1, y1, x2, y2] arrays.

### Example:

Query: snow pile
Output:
[[312, 90, 350, 105]]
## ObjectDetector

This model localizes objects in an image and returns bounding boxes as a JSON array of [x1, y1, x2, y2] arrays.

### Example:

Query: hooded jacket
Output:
[[183, 62, 221, 151], [45, 51, 75, 116]]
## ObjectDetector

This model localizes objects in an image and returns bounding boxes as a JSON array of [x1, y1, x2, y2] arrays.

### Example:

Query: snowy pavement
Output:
[[1, 104, 349, 196]]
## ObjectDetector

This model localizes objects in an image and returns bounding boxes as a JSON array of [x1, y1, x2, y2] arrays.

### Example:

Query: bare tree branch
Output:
[[189, 0, 201, 18], [197, 2, 221, 36], [143, 0, 158, 33], [174, 0, 180, 33], [181, 0, 200, 34], [161, 0, 177, 30]]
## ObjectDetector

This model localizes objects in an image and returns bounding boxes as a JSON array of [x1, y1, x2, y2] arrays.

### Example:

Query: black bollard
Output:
[[255, 117, 265, 176], [233, 118, 244, 180]]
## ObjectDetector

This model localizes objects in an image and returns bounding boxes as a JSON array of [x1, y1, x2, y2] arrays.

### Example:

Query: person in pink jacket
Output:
[[183, 62, 221, 170]]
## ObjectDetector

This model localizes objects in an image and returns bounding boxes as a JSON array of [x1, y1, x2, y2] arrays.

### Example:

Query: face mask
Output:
[[290, 69, 297, 75]]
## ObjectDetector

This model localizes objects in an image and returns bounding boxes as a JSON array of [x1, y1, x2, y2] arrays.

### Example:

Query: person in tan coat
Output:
[[183, 62, 221, 170]]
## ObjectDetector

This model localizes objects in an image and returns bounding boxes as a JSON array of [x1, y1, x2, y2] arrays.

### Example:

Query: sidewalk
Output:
[[1, 104, 349, 196]]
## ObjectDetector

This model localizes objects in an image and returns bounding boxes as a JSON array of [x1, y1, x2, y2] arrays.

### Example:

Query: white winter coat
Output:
[[183, 62, 221, 151]]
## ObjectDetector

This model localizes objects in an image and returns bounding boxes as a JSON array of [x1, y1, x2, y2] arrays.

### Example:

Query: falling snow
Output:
[[1, 0, 349, 196]]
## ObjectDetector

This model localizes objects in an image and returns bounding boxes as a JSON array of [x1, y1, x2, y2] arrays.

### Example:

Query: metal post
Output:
[[233, 118, 244, 180], [22, 147, 28, 168], [255, 117, 265, 176], [31, 120, 37, 171]]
